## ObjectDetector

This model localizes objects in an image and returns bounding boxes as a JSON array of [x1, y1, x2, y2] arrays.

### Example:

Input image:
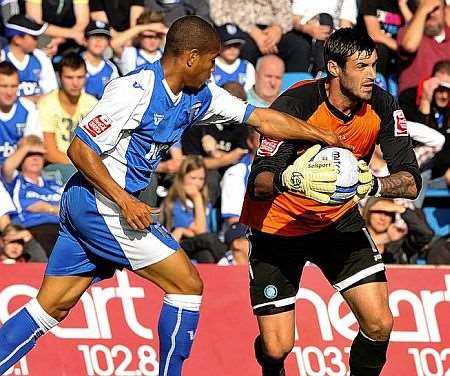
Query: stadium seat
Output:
[[423, 188, 450, 237], [281, 72, 314, 92]]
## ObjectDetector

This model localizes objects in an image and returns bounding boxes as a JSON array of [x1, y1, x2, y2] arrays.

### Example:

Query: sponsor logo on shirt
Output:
[[393, 110, 408, 136], [83, 114, 113, 137], [256, 137, 283, 157]]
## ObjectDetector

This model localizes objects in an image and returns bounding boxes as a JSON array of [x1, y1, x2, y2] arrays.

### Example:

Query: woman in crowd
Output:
[[1, 135, 63, 256]]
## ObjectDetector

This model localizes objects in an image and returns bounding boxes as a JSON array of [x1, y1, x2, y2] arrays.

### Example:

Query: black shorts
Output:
[[248, 208, 386, 316]]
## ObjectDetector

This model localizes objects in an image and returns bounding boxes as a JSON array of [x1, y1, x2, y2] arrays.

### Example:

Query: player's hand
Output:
[[184, 184, 202, 200], [353, 160, 375, 202], [120, 196, 160, 230], [281, 144, 337, 203], [319, 130, 354, 151]]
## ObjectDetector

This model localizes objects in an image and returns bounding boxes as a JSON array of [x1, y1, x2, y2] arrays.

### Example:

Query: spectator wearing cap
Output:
[[82, 21, 119, 99], [38, 53, 96, 182], [1, 135, 63, 256], [212, 23, 255, 91], [111, 9, 168, 75], [223, 222, 249, 265], [0, 61, 42, 166], [0, 14, 57, 102]]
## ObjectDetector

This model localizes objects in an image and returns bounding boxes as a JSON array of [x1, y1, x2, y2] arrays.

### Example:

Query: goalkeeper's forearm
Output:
[[252, 171, 281, 199]]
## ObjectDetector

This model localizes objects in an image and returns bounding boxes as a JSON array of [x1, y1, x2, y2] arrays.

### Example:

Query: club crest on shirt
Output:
[[393, 109, 408, 136], [257, 137, 283, 157], [189, 102, 202, 123], [84, 114, 112, 137], [154, 113, 164, 125]]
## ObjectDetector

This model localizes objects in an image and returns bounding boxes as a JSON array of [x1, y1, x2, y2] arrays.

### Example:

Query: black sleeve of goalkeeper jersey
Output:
[[373, 89, 422, 193], [247, 95, 307, 198]]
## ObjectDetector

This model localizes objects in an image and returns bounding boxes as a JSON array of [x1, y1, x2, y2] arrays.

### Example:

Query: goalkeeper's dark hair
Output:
[[324, 28, 376, 75], [164, 15, 220, 56]]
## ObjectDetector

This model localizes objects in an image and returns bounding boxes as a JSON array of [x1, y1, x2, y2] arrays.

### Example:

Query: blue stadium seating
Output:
[[281, 72, 314, 92], [423, 188, 450, 237]]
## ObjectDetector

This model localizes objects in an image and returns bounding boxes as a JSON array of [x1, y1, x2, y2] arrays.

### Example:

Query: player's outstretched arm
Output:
[[247, 108, 348, 147], [67, 137, 159, 230]]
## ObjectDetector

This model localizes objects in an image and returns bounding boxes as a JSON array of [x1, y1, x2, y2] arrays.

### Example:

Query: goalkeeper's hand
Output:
[[353, 160, 377, 203], [281, 144, 337, 204]]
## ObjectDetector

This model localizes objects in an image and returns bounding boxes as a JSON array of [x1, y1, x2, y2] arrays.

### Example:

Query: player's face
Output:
[[183, 168, 206, 191], [139, 32, 163, 53], [86, 35, 110, 56], [340, 50, 377, 101], [0, 73, 19, 108], [220, 45, 241, 64], [369, 211, 393, 233], [185, 50, 219, 89], [60, 66, 86, 98]]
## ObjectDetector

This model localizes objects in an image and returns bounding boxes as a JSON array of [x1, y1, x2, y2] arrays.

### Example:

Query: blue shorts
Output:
[[45, 173, 179, 280]]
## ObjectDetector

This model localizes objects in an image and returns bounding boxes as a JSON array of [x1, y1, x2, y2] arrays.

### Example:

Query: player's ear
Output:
[[186, 49, 201, 68], [327, 60, 340, 78]]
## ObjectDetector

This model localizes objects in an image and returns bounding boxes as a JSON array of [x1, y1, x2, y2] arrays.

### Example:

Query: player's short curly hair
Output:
[[324, 28, 376, 74], [164, 15, 220, 56]]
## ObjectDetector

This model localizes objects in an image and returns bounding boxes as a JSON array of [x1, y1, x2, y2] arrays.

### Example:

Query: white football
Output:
[[312, 147, 359, 204]]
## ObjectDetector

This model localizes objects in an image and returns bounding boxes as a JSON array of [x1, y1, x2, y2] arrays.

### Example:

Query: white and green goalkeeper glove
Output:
[[280, 144, 337, 204]]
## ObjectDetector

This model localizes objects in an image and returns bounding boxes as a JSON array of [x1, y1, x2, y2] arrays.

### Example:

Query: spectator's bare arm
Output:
[[130, 5, 144, 27], [43, 132, 71, 164], [73, 2, 89, 32], [364, 15, 398, 51]]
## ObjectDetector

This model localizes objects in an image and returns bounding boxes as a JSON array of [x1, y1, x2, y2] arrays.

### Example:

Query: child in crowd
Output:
[[111, 10, 168, 75], [82, 21, 119, 99], [1, 15, 57, 101], [0, 224, 29, 264], [213, 23, 255, 91]]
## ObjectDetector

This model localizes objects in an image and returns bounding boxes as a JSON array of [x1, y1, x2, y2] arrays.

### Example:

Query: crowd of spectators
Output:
[[0, 0, 449, 266]]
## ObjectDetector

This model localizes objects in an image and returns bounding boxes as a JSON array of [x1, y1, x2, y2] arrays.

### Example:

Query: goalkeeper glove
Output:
[[353, 160, 380, 202], [279, 144, 337, 204]]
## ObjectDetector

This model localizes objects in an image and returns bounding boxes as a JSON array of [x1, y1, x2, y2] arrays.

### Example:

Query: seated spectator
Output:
[[222, 222, 249, 265], [398, 0, 450, 110], [0, 223, 47, 262], [1, 14, 58, 102], [362, 197, 434, 264], [82, 21, 119, 99], [210, 0, 304, 72], [359, 0, 405, 80], [291, 0, 357, 73], [145, 0, 211, 25], [0, 224, 29, 263], [25, 0, 88, 52], [221, 127, 259, 225], [111, 10, 167, 75], [90, 0, 144, 34], [246, 54, 285, 107], [161, 156, 227, 263], [2, 135, 62, 256], [0, 61, 42, 165], [39, 52, 96, 182], [212, 23, 255, 91], [181, 82, 249, 205]]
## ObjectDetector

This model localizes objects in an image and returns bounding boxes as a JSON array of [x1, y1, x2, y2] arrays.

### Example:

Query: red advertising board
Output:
[[1, 264, 449, 375]]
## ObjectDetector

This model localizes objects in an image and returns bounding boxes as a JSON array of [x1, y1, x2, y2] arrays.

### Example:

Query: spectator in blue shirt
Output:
[[2, 134, 62, 255]]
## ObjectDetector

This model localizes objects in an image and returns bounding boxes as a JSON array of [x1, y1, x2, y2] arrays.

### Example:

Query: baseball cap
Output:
[[85, 21, 112, 38], [4, 15, 48, 39], [224, 222, 248, 246], [217, 23, 246, 47]]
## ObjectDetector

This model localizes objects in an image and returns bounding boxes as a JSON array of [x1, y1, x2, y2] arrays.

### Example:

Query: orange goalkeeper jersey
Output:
[[240, 79, 420, 236]]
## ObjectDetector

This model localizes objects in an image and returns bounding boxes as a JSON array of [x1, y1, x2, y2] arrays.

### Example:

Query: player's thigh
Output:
[[36, 275, 93, 319], [248, 229, 306, 316], [134, 248, 203, 295], [342, 281, 393, 338]]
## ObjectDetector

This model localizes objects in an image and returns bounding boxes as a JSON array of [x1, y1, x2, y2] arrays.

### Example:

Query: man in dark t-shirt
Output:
[[89, 0, 144, 32]]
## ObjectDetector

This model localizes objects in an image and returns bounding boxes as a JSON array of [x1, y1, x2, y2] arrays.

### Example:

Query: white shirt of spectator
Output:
[[119, 47, 163, 75], [292, 0, 358, 28], [0, 180, 15, 217], [0, 48, 58, 95]]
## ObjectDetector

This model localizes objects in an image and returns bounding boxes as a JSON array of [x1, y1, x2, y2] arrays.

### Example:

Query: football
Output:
[[312, 147, 359, 204]]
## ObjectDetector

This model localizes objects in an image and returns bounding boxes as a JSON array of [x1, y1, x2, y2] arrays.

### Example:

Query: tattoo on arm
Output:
[[379, 171, 417, 199]]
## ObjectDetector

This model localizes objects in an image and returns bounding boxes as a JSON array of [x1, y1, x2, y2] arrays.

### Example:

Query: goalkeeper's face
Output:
[[339, 50, 377, 102]]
